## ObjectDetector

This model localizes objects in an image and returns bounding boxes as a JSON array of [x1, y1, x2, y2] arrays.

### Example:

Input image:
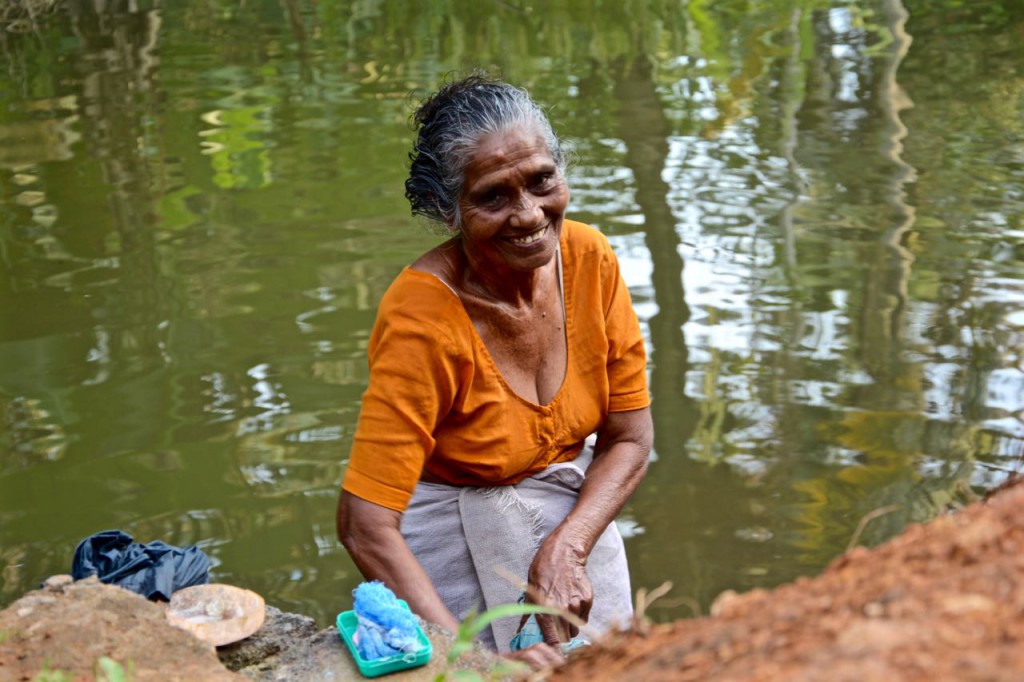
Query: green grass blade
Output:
[[462, 603, 562, 639]]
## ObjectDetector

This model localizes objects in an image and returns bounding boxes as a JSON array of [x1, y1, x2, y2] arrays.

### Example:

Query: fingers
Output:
[[561, 571, 594, 638], [535, 612, 564, 646], [527, 564, 593, 644], [504, 643, 564, 670], [577, 585, 593, 624]]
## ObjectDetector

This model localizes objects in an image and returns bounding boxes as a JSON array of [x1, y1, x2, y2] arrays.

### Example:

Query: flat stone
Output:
[[228, 615, 504, 682], [218, 606, 318, 671]]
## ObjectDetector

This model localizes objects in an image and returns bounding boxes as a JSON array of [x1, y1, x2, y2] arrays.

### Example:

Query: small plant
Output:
[[96, 657, 132, 682], [434, 602, 563, 682], [30, 664, 72, 682], [632, 581, 676, 633]]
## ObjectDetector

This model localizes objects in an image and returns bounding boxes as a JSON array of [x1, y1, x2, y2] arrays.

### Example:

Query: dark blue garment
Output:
[[71, 529, 210, 601]]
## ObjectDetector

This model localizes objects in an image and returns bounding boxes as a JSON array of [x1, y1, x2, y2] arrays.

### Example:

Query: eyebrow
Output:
[[465, 161, 558, 198]]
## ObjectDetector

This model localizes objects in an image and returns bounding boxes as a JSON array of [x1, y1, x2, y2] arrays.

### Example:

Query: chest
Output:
[[464, 293, 567, 407]]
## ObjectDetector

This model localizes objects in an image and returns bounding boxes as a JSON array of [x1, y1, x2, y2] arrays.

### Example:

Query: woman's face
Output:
[[456, 126, 569, 277]]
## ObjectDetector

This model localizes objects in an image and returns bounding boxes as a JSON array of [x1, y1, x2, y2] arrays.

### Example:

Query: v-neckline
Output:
[[412, 243, 570, 411]]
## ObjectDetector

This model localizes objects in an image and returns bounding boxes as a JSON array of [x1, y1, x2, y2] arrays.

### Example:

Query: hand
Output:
[[527, 530, 593, 645], [503, 642, 564, 669]]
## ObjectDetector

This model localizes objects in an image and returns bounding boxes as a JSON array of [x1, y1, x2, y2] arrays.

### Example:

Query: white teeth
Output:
[[509, 228, 545, 245]]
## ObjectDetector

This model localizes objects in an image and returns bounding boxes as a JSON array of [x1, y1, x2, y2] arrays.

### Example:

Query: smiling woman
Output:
[[456, 128, 569, 276], [336, 74, 653, 671]]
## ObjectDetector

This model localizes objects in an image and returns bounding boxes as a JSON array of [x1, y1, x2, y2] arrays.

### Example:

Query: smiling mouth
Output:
[[507, 226, 547, 246]]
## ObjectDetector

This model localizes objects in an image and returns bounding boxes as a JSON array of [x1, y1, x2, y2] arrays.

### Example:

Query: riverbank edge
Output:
[[3, 478, 1022, 680], [549, 477, 1024, 681], [0, 577, 501, 681]]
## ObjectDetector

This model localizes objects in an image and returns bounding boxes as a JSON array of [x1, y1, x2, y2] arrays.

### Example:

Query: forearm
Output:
[[557, 443, 647, 555], [337, 493, 460, 633], [525, 408, 651, 641], [549, 407, 652, 558]]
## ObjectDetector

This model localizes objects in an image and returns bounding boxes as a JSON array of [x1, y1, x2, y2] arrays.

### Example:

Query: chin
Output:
[[507, 247, 557, 273]]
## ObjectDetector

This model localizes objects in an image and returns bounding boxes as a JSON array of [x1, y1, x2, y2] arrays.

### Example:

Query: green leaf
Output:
[[445, 602, 566, 666], [448, 641, 474, 659], [96, 657, 130, 682], [462, 603, 562, 640]]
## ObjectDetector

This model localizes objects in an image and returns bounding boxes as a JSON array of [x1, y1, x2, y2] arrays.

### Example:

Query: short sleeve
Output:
[[601, 242, 650, 412], [342, 278, 463, 511]]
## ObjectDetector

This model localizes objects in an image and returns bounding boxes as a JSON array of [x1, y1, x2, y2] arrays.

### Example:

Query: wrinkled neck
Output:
[[459, 243, 555, 308]]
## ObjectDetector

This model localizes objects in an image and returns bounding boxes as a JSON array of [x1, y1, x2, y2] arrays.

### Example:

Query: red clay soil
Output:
[[551, 479, 1024, 682]]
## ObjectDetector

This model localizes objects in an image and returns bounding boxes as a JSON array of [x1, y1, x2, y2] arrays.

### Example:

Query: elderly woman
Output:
[[336, 75, 652, 666]]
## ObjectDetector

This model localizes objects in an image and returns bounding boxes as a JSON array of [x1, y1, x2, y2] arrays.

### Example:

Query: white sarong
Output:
[[399, 444, 634, 652]]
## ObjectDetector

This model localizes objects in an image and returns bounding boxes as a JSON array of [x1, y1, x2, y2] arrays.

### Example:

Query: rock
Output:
[[0, 578, 242, 681], [227, 612, 504, 682], [218, 606, 318, 671], [41, 574, 73, 592]]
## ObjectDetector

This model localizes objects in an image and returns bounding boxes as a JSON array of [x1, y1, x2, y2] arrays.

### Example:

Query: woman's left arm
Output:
[[527, 405, 653, 643]]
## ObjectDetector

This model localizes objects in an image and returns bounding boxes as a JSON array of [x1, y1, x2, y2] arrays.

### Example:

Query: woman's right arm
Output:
[[336, 490, 461, 634], [337, 491, 564, 668]]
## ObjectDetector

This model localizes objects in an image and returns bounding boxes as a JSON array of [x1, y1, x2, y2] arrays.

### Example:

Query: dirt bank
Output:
[[0, 576, 241, 681], [0, 578, 498, 681], [552, 479, 1024, 681], [4, 480, 1023, 681]]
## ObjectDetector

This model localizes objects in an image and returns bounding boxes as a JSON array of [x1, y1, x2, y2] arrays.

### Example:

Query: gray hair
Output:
[[405, 74, 566, 231]]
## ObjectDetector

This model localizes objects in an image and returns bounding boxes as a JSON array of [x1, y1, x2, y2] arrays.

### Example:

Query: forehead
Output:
[[462, 127, 555, 188]]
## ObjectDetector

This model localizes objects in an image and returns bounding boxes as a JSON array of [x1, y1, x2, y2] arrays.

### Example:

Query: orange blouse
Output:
[[342, 220, 649, 512]]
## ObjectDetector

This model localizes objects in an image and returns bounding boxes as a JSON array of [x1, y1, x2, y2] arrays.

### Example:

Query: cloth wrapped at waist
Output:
[[400, 442, 633, 652]]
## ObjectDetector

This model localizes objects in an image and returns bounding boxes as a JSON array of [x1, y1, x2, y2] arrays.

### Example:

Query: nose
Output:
[[509, 194, 542, 228]]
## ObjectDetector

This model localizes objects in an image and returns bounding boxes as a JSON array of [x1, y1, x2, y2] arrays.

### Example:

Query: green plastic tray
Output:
[[336, 600, 432, 678]]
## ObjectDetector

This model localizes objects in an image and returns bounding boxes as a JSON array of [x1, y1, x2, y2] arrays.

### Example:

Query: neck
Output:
[[457, 244, 557, 308]]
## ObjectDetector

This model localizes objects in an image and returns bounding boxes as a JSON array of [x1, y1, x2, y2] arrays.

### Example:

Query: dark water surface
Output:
[[2, 1, 1022, 625]]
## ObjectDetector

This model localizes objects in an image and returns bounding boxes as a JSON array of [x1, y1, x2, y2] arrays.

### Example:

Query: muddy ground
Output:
[[551, 478, 1024, 681], [3, 479, 1024, 681], [0, 575, 242, 681], [0, 577, 497, 681]]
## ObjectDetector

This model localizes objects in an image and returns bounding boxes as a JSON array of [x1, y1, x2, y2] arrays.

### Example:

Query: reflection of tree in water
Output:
[[0, 0, 61, 35], [897, 3, 1024, 482], [757, 1, 982, 556], [66, 4, 161, 226], [606, 55, 767, 611], [0, 4, 170, 457], [581, 1, 999, 610]]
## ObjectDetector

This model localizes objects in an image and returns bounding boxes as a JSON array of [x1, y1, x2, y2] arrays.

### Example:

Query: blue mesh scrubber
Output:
[[352, 581, 423, 660]]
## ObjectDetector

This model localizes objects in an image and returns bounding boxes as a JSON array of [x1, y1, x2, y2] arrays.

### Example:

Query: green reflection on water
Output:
[[1, 0, 1022, 625]]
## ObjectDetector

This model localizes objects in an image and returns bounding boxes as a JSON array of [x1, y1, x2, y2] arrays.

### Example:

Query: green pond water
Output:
[[1, 1, 1022, 626]]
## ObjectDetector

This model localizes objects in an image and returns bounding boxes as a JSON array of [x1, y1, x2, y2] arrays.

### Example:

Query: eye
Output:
[[531, 172, 556, 191], [481, 189, 505, 207]]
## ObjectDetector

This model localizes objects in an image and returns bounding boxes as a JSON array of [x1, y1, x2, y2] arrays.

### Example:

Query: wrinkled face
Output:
[[456, 126, 570, 276]]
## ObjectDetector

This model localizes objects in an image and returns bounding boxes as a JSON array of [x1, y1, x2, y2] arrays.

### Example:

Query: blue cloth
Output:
[[71, 529, 210, 602], [509, 595, 588, 653], [509, 613, 588, 653], [352, 581, 422, 660]]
